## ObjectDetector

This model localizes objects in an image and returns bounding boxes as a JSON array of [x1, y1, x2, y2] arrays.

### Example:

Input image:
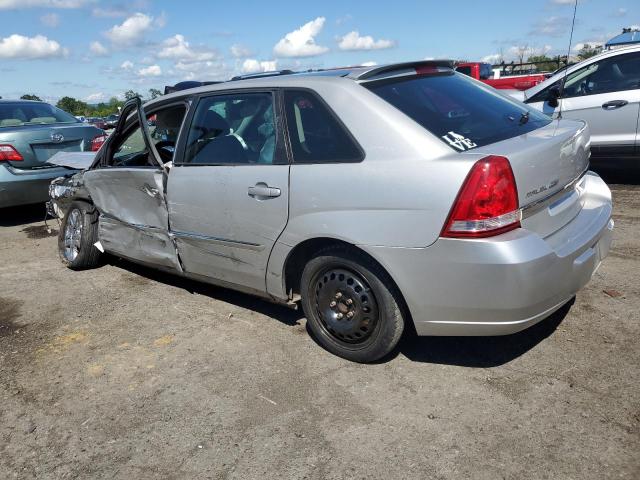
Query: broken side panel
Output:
[[83, 167, 181, 271]]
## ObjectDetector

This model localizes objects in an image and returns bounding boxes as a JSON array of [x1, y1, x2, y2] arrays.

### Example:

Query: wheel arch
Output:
[[282, 237, 413, 327]]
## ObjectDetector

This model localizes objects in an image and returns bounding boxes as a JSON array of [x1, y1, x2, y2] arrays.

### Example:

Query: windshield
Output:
[[367, 72, 551, 151], [0, 102, 79, 128]]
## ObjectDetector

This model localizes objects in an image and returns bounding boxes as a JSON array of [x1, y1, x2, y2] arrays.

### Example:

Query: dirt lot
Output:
[[1, 167, 638, 480]]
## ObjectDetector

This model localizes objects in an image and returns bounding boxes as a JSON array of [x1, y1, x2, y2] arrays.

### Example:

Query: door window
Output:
[[562, 52, 640, 98], [109, 104, 186, 167], [283, 90, 363, 163], [183, 92, 279, 165]]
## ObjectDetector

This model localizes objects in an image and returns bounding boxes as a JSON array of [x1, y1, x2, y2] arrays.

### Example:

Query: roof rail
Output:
[[164, 81, 221, 95], [351, 60, 454, 81], [230, 70, 295, 81]]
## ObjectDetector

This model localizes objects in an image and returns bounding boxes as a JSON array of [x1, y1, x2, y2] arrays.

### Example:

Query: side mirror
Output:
[[547, 86, 561, 108]]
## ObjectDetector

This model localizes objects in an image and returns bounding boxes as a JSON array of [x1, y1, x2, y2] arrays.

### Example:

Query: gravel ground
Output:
[[1, 167, 638, 480]]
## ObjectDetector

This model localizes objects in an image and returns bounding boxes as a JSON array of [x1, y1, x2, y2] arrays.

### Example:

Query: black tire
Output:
[[58, 200, 102, 270], [300, 246, 405, 363]]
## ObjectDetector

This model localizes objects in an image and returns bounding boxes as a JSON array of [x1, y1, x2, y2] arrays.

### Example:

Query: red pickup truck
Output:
[[455, 62, 547, 91]]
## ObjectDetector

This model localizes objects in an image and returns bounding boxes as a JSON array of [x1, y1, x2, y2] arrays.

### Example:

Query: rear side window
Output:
[[367, 72, 551, 151], [456, 66, 472, 77], [284, 90, 363, 163]]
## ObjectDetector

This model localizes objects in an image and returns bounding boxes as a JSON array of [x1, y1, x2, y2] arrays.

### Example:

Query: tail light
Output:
[[90, 134, 107, 152], [442, 155, 521, 238], [0, 144, 23, 162]]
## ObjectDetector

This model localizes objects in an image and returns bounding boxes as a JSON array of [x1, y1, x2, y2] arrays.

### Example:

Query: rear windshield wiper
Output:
[[519, 111, 530, 125]]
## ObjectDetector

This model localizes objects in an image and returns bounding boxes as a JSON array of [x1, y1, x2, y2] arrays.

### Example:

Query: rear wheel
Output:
[[300, 246, 405, 363], [58, 201, 101, 270]]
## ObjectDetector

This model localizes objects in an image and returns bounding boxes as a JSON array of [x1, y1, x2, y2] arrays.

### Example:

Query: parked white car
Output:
[[509, 45, 640, 159]]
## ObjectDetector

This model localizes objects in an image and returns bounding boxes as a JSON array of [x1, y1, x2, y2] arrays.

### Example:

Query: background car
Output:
[[0, 99, 106, 208], [511, 45, 640, 159], [104, 114, 119, 129], [87, 117, 107, 130]]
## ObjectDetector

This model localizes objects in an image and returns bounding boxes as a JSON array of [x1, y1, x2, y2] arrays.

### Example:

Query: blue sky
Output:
[[0, 0, 638, 103]]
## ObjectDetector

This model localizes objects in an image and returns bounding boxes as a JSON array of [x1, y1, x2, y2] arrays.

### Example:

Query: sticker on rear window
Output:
[[441, 131, 477, 151]]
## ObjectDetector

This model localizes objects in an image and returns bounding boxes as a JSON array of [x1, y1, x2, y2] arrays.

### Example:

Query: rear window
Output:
[[0, 102, 78, 128], [367, 72, 551, 151], [284, 90, 363, 164]]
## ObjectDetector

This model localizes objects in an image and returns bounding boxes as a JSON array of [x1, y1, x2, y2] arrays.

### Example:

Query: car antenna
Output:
[[559, 0, 578, 120]]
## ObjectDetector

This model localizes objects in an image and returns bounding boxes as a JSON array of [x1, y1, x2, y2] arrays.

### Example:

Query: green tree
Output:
[[577, 44, 602, 61], [148, 88, 162, 100], [527, 55, 561, 72], [20, 94, 42, 101], [56, 96, 88, 116], [123, 90, 142, 101]]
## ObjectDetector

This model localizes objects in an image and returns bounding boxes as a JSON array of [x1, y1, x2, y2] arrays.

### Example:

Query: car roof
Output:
[[524, 44, 640, 98], [0, 99, 48, 104], [149, 60, 454, 107]]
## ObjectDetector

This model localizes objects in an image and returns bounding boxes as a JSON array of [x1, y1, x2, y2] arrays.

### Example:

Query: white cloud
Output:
[[530, 16, 568, 37], [335, 14, 352, 25], [104, 12, 154, 46], [481, 53, 503, 63], [230, 43, 252, 58], [92, 6, 127, 18], [0, 34, 68, 59], [0, 0, 89, 9], [482, 44, 553, 64], [154, 11, 167, 28], [40, 12, 60, 27], [338, 31, 395, 51], [241, 58, 277, 74], [120, 60, 134, 70], [85, 92, 107, 103], [170, 60, 231, 81], [573, 41, 604, 52], [273, 17, 329, 57], [89, 40, 108, 56], [137, 64, 161, 77], [613, 8, 627, 17], [507, 44, 552, 59], [157, 34, 218, 61], [550, 0, 574, 4]]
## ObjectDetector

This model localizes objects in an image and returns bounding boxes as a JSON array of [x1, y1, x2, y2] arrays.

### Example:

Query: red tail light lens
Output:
[[442, 155, 521, 238], [90, 134, 107, 152], [0, 144, 23, 162]]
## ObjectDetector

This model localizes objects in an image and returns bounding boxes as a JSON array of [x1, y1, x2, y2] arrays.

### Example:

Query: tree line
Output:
[[18, 88, 163, 117]]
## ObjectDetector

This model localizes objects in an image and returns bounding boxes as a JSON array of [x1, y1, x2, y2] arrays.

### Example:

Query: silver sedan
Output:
[[49, 61, 613, 362]]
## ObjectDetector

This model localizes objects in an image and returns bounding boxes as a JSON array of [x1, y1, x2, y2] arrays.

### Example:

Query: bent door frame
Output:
[[83, 97, 187, 271]]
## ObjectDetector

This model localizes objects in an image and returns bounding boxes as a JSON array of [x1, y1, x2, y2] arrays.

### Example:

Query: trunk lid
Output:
[[468, 119, 591, 238], [0, 123, 103, 169]]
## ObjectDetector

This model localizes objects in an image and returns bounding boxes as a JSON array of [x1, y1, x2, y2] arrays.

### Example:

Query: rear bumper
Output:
[[0, 164, 74, 208], [362, 172, 613, 336]]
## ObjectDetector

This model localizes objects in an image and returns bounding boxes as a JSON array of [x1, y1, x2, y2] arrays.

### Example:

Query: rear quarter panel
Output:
[[266, 80, 477, 299], [277, 80, 474, 250]]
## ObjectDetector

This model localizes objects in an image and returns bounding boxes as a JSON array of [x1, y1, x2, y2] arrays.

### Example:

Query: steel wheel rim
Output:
[[312, 267, 379, 344], [63, 209, 82, 261]]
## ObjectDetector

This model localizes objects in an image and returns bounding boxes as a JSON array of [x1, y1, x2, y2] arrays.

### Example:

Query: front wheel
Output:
[[58, 201, 102, 270], [300, 247, 405, 363]]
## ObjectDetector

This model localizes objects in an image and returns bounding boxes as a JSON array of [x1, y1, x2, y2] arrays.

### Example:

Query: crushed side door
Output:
[[83, 98, 182, 271]]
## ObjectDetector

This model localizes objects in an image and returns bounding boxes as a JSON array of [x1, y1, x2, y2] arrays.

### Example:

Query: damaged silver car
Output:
[[49, 62, 613, 362]]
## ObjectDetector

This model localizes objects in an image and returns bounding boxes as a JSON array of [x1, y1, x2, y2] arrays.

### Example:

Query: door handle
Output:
[[602, 100, 628, 110], [248, 184, 281, 198]]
